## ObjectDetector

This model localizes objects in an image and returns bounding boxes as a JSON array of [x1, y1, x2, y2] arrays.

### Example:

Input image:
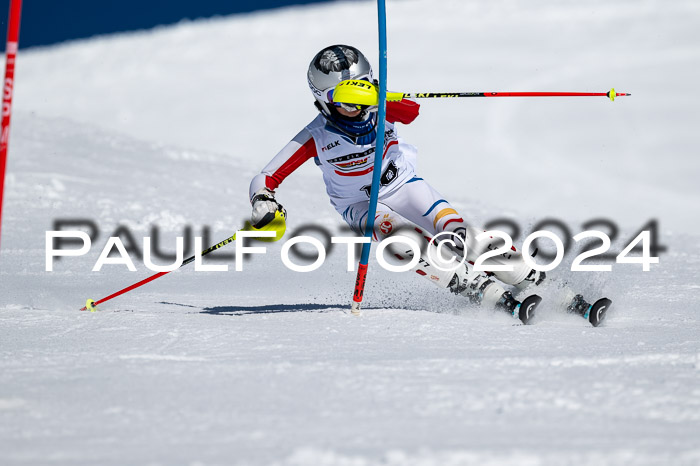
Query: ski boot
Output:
[[513, 269, 547, 292], [567, 294, 612, 327], [495, 291, 542, 325], [449, 268, 541, 324]]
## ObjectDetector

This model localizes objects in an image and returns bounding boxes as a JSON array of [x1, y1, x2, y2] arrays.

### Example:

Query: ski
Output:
[[568, 294, 612, 327], [496, 291, 542, 325], [517, 294, 543, 325]]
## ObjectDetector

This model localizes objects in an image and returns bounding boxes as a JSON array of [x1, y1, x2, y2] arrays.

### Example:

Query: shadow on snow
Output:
[[201, 303, 348, 316], [158, 301, 422, 316]]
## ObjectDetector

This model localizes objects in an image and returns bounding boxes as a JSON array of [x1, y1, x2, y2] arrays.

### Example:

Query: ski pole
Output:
[[395, 90, 629, 101], [333, 80, 630, 106], [80, 211, 286, 311], [80, 232, 238, 311], [351, 0, 388, 316]]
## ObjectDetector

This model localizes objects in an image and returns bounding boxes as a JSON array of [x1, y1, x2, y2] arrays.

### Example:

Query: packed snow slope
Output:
[[2, 1, 700, 465]]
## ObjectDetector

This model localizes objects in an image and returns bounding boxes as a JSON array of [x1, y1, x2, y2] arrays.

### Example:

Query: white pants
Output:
[[339, 177, 532, 288]]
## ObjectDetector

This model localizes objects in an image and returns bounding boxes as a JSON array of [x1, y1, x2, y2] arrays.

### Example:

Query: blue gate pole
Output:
[[351, 0, 388, 315]]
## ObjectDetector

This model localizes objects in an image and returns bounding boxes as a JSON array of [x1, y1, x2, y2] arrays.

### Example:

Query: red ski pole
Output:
[[80, 211, 286, 311], [80, 230, 241, 311], [333, 80, 630, 106], [400, 89, 630, 100]]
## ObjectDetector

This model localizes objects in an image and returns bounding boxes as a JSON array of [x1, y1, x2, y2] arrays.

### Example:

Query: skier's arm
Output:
[[249, 128, 317, 227], [386, 99, 420, 125], [249, 127, 317, 199]]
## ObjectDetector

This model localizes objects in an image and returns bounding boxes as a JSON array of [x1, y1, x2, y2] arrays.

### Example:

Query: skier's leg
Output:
[[380, 177, 545, 290], [340, 201, 462, 290], [341, 198, 509, 308], [341, 196, 536, 318]]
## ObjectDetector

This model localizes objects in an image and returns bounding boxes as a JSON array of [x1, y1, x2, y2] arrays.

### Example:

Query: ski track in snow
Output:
[[2, 0, 700, 464]]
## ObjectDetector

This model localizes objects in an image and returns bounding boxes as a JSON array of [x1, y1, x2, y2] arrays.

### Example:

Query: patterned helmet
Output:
[[307, 45, 373, 116]]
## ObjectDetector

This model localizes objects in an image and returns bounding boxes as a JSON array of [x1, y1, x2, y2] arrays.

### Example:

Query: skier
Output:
[[248, 44, 606, 325]]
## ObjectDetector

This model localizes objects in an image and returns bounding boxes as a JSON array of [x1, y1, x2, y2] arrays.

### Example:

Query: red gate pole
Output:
[[0, 0, 23, 251]]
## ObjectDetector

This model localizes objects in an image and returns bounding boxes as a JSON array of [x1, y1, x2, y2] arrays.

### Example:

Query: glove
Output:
[[386, 99, 420, 125], [251, 188, 286, 229]]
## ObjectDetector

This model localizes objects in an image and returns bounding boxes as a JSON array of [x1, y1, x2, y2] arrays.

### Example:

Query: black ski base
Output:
[[568, 294, 612, 327], [496, 291, 541, 325], [518, 294, 542, 325], [587, 298, 612, 327]]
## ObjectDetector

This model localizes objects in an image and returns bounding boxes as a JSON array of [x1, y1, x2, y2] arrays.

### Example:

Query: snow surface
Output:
[[2, 0, 700, 464]]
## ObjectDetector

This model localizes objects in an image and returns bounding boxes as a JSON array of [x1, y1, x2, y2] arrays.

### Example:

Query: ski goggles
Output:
[[326, 88, 369, 112]]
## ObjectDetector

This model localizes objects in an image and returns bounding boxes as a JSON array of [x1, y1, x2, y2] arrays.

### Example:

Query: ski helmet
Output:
[[307, 45, 374, 117]]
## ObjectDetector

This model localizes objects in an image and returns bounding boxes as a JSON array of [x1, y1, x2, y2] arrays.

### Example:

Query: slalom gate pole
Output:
[[351, 0, 388, 316], [0, 0, 23, 251], [79, 231, 240, 311]]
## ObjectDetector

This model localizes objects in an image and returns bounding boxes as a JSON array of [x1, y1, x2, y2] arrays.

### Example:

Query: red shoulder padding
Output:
[[386, 99, 420, 125]]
